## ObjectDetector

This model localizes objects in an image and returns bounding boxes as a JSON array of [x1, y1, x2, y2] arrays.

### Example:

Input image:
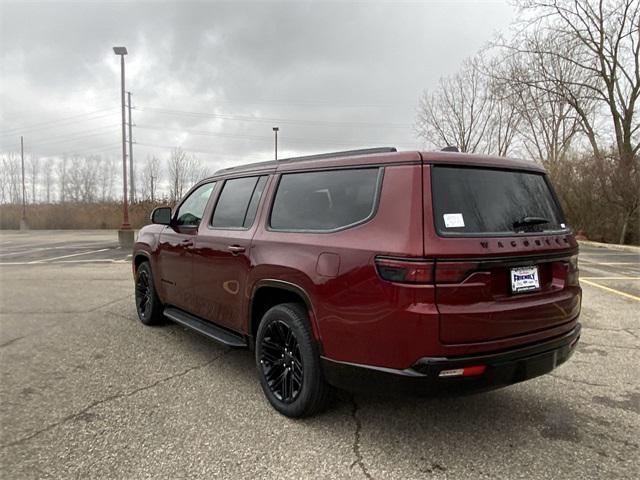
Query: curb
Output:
[[578, 240, 640, 254]]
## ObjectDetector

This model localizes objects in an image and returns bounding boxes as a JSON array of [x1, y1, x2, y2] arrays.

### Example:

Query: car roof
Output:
[[205, 148, 545, 180]]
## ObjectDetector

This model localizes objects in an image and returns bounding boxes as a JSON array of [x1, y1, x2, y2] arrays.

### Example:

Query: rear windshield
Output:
[[431, 166, 566, 236]]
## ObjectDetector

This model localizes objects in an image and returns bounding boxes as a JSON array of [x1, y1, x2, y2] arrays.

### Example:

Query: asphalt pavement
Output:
[[0, 230, 638, 479]]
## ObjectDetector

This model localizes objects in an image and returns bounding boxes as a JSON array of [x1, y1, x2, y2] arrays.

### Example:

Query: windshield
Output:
[[431, 166, 567, 236]]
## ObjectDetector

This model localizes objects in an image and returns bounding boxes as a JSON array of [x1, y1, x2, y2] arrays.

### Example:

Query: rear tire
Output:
[[256, 303, 330, 417], [135, 261, 164, 326]]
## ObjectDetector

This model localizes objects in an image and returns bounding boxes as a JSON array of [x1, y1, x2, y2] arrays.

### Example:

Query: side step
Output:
[[163, 307, 248, 348]]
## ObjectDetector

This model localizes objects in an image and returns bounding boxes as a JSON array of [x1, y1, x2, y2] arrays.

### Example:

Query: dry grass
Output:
[[0, 201, 169, 230]]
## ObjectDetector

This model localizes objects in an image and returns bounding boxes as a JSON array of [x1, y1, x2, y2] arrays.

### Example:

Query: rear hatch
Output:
[[424, 163, 581, 345]]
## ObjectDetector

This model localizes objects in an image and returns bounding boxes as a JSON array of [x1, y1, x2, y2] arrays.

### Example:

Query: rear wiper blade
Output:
[[513, 216, 550, 229]]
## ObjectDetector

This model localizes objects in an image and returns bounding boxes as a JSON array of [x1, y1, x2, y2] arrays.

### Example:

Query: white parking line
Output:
[[29, 248, 111, 264], [0, 243, 117, 257]]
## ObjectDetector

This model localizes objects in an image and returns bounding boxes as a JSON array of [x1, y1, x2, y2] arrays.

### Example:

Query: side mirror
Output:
[[151, 207, 172, 225]]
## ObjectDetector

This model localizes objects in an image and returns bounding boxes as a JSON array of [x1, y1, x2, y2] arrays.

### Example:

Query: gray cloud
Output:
[[0, 0, 515, 172]]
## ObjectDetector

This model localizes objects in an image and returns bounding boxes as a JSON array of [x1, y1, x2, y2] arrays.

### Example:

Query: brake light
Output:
[[567, 254, 579, 286], [375, 257, 434, 284], [434, 261, 480, 283], [439, 365, 486, 378]]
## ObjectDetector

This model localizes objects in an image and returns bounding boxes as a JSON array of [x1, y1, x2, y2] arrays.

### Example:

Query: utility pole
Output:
[[113, 46, 133, 248], [272, 126, 279, 161], [20, 136, 28, 230], [127, 91, 134, 204]]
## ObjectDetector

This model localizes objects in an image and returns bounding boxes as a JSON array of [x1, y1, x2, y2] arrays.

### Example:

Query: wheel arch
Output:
[[249, 280, 322, 348], [133, 250, 151, 272]]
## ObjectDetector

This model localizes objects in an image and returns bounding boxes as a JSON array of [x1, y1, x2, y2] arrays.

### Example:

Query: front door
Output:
[[192, 175, 269, 332], [157, 182, 216, 311]]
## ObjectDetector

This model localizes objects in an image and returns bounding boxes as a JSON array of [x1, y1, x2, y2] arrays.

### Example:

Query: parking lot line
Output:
[[29, 248, 111, 264], [580, 278, 640, 302], [579, 260, 638, 266], [581, 276, 640, 280]]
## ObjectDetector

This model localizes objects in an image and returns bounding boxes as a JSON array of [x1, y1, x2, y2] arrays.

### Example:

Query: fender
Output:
[[249, 279, 322, 343]]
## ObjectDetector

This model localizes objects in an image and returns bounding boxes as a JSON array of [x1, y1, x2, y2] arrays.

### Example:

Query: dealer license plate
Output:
[[510, 266, 540, 293]]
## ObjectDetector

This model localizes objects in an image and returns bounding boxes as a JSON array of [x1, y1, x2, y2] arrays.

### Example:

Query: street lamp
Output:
[[113, 46, 133, 247], [272, 126, 279, 161]]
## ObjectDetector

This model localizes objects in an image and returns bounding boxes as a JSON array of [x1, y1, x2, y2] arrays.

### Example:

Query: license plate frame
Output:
[[510, 265, 540, 293]]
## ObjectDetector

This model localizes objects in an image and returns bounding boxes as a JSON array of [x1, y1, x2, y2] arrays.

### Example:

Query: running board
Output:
[[163, 307, 248, 348]]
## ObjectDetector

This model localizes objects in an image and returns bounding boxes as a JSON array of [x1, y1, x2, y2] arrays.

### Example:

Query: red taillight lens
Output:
[[434, 261, 479, 283], [567, 254, 579, 286], [375, 257, 434, 284]]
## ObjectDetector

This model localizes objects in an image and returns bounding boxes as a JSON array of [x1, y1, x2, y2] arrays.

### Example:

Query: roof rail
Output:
[[215, 147, 397, 175], [279, 147, 397, 163], [441, 146, 459, 152]]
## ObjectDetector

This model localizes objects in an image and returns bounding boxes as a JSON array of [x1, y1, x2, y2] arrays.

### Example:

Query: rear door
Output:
[[424, 164, 581, 344]]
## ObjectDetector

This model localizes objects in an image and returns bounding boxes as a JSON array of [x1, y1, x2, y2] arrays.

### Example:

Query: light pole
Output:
[[272, 126, 279, 161], [127, 91, 134, 204], [113, 46, 133, 247], [20, 135, 27, 230]]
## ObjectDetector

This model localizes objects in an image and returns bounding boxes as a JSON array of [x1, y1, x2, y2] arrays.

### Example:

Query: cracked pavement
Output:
[[1, 231, 639, 479]]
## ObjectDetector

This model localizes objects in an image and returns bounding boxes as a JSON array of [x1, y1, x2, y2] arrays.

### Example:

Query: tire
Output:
[[256, 303, 330, 417], [134, 261, 164, 326]]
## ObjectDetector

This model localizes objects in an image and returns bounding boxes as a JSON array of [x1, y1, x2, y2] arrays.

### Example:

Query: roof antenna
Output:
[[441, 146, 459, 152]]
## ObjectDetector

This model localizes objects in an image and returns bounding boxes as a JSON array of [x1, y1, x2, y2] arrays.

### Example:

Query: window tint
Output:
[[431, 166, 566, 236], [174, 182, 215, 227], [243, 176, 268, 228], [211, 176, 267, 229], [270, 168, 380, 231]]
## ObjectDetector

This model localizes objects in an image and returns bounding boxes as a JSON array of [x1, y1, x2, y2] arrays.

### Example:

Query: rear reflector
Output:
[[439, 365, 486, 378], [375, 257, 434, 284]]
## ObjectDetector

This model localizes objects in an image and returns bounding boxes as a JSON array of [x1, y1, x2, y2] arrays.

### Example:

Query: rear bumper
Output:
[[321, 323, 581, 395]]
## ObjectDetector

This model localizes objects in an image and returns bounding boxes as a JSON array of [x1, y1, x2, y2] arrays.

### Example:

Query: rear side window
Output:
[[431, 166, 566, 236], [211, 176, 267, 229], [270, 168, 380, 231]]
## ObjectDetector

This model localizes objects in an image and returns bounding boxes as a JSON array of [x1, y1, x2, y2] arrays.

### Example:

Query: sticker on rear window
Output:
[[443, 213, 465, 228]]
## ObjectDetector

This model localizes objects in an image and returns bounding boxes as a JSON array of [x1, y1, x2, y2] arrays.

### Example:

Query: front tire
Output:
[[256, 303, 330, 417], [135, 261, 164, 326]]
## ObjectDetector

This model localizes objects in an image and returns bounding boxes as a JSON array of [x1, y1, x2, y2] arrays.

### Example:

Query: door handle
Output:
[[180, 239, 194, 247], [227, 245, 246, 255]]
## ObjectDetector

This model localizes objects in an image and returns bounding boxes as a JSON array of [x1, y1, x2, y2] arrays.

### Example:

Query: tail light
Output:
[[375, 257, 434, 284], [567, 254, 579, 286], [434, 261, 480, 283], [375, 257, 480, 284]]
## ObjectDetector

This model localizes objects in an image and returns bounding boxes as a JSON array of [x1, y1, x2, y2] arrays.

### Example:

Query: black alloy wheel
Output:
[[135, 261, 163, 326], [260, 320, 304, 403], [255, 303, 330, 417]]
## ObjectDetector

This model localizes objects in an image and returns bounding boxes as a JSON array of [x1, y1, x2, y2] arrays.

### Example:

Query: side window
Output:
[[211, 176, 267, 229], [174, 182, 215, 227], [270, 168, 380, 231]]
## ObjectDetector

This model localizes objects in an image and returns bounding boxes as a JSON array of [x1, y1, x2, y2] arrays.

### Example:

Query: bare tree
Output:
[[417, 58, 495, 153], [57, 156, 68, 203], [97, 156, 117, 202], [0, 153, 22, 204], [140, 155, 162, 202], [43, 158, 56, 203], [167, 147, 204, 203], [505, 0, 640, 242], [488, 48, 586, 173], [26, 155, 40, 204]]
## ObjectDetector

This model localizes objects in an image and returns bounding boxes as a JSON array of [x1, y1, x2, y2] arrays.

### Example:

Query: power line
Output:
[[134, 105, 412, 129], [135, 124, 420, 149], [0, 124, 120, 150], [0, 108, 118, 137]]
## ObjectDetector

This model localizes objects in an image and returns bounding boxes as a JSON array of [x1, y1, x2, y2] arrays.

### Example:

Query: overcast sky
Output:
[[0, 0, 515, 173]]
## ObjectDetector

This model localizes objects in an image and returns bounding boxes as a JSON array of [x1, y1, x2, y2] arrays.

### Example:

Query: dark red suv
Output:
[[133, 147, 581, 417]]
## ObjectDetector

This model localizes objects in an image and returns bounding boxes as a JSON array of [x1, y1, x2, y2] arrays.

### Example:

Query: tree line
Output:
[[0, 147, 209, 207], [416, 0, 639, 244]]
